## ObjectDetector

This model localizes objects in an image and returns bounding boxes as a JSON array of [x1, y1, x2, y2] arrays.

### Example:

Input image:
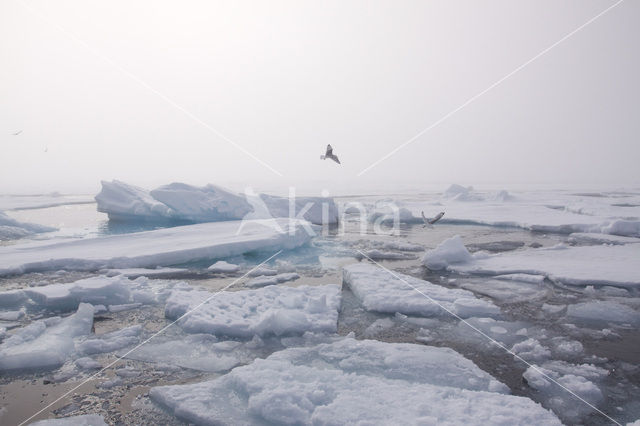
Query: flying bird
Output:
[[320, 144, 340, 164], [422, 211, 444, 227], [12, 130, 22, 136]]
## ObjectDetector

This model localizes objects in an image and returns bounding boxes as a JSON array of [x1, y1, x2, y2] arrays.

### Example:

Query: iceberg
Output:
[[165, 284, 341, 338], [343, 263, 500, 318], [95, 180, 338, 225], [0, 218, 312, 276], [150, 337, 560, 425]]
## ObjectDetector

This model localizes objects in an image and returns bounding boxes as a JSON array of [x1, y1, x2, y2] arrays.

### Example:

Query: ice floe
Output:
[[0, 218, 312, 276], [0, 210, 56, 240], [0, 303, 93, 371], [150, 337, 560, 425], [343, 263, 500, 318], [30, 414, 108, 426], [165, 284, 341, 337], [206, 260, 240, 273]]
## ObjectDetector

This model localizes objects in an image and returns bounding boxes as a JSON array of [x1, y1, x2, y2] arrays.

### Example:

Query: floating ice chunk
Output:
[[97, 377, 123, 389], [95, 180, 175, 222], [23, 276, 131, 311], [460, 278, 547, 303], [150, 182, 253, 222], [0, 218, 312, 276], [494, 273, 546, 284], [0, 309, 25, 321], [356, 249, 417, 260], [0, 211, 56, 240], [108, 303, 142, 313], [363, 318, 394, 337], [523, 361, 608, 422], [248, 266, 278, 277], [511, 338, 551, 362], [115, 367, 141, 378], [568, 232, 640, 245], [259, 193, 339, 225], [602, 220, 640, 238], [150, 338, 560, 425], [0, 289, 27, 307], [343, 263, 500, 318], [77, 325, 142, 355], [104, 267, 188, 278], [75, 357, 101, 370], [245, 272, 300, 288], [566, 300, 640, 326], [30, 414, 108, 426], [0, 303, 93, 371], [207, 260, 240, 273], [447, 243, 640, 287], [125, 334, 266, 372], [373, 240, 424, 252], [165, 284, 341, 337], [422, 235, 473, 270], [454, 317, 531, 348]]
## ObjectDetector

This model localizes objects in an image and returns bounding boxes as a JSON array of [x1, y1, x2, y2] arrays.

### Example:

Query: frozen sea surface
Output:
[[1, 186, 640, 425]]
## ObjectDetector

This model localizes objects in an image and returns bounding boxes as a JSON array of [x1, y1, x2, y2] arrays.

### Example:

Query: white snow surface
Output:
[[444, 242, 640, 287], [150, 337, 560, 425], [0, 303, 94, 371], [0, 218, 312, 276], [95, 180, 338, 225], [207, 260, 240, 273], [245, 272, 300, 288], [343, 263, 500, 318], [165, 284, 341, 337]]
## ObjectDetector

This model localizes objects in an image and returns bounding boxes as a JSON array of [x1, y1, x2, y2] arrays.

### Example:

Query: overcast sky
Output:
[[1, 0, 638, 194]]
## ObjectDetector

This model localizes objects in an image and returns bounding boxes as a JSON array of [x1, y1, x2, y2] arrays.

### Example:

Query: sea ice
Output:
[[0, 211, 56, 240], [150, 337, 560, 425], [245, 272, 300, 288], [422, 235, 473, 270], [165, 284, 341, 337], [566, 300, 640, 326], [0, 218, 312, 276], [207, 260, 240, 273], [343, 263, 500, 318], [0, 303, 93, 371], [77, 325, 143, 355]]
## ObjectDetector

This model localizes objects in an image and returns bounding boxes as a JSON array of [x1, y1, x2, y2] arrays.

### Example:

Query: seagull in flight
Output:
[[422, 211, 444, 227], [320, 144, 340, 164], [12, 130, 22, 136]]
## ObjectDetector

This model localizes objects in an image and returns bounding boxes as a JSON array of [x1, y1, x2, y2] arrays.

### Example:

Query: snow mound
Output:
[[422, 235, 473, 270], [343, 263, 500, 318], [445, 243, 640, 287], [207, 260, 240, 273], [150, 337, 559, 425], [165, 284, 341, 337], [0, 218, 312, 276], [0, 303, 94, 371]]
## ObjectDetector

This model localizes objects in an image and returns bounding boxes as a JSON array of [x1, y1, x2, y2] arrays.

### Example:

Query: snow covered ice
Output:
[[165, 283, 341, 337], [150, 337, 560, 425]]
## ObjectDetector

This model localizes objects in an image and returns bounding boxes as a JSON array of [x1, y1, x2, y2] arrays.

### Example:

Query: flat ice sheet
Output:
[[448, 243, 640, 287], [0, 218, 312, 276], [343, 263, 500, 318], [150, 338, 560, 425]]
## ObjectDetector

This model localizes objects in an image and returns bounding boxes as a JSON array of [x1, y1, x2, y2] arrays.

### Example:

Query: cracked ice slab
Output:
[[165, 284, 341, 338], [150, 337, 560, 425], [0, 218, 312, 276], [343, 263, 500, 318]]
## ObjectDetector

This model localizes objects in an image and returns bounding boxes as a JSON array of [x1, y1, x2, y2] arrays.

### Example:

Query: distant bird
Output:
[[12, 130, 22, 136], [422, 211, 444, 227], [320, 144, 340, 164]]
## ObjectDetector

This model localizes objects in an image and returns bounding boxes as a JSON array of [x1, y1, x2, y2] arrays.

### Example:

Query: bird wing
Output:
[[428, 212, 445, 224], [331, 155, 340, 164], [326, 144, 333, 156]]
